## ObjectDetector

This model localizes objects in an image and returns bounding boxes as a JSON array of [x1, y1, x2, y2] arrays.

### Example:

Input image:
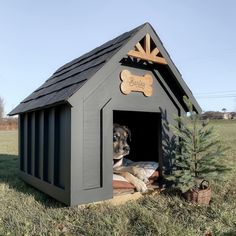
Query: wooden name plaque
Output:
[[120, 70, 153, 97]]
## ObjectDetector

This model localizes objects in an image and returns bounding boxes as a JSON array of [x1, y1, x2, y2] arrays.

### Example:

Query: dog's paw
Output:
[[142, 177, 150, 184], [134, 178, 148, 193], [137, 174, 149, 184], [132, 167, 149, 184]]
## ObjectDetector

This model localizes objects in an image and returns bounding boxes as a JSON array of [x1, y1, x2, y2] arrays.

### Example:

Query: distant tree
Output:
[[201, 111, 223, 120], [222, 108, 227, 113], [0, 96, 4, 119]]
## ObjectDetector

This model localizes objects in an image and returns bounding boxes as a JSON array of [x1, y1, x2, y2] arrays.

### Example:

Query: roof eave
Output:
[[8, 100, 71, 116]]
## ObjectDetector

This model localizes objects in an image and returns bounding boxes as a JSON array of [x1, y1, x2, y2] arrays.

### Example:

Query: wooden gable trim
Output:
[[127, 33, 168, 65]]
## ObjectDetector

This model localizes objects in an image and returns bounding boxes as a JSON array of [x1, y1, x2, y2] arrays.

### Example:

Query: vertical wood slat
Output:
[[48, 108, 55, 184], [34, 111, 40, 178], [23, 113, 28, 172], [54, 107, 60, 187], [58, 106, 70, 189], [27, 113, 32, 175], [31, 112, 35, 176], [53, 105, 70, 189], [145, 33, 151, 54], [19, 114, 24, 171], [43, 110, 49, 182], [39, 111, 44, 180]]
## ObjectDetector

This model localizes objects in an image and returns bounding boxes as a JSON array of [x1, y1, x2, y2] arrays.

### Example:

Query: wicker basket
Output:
[[184, 180, 212, 205]]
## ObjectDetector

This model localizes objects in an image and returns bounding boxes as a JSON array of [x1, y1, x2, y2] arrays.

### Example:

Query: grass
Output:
[[0, 131, 18, 155], [0, 120, 236, 235]]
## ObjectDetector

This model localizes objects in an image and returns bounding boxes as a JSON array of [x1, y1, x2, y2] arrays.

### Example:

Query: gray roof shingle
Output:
[[9, 24, 145, 115]]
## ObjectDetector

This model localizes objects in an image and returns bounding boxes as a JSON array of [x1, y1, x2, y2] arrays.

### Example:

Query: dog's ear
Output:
[[113, 123, 120, 132], [123, 126, 131, 141]]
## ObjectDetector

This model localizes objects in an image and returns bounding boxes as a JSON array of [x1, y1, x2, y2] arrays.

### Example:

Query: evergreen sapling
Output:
[[171, 96, 228, 192]]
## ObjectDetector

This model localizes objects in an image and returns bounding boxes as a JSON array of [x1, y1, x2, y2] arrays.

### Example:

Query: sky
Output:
[[0, 0, 236, 115]]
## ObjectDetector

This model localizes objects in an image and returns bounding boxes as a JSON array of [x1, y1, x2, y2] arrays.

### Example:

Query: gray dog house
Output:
[[10, 23, 201, 206]]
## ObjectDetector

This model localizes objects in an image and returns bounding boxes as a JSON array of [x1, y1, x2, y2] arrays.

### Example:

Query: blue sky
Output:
[[1, 0, 236, 115]]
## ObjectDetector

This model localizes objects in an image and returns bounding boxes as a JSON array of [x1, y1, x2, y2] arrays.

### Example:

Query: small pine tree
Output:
[[171, 96, 228, 192]]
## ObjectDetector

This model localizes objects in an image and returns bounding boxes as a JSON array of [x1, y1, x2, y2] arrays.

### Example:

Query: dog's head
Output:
[[113, 124, 131, 160]]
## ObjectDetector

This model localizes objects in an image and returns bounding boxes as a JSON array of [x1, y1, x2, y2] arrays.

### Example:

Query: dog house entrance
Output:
[[112, 110, 162, 195], [113, 110, 161, 163]]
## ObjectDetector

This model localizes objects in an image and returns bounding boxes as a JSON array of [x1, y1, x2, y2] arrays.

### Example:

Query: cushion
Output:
[[113, 159, 159, 189], [123, 160, 159, 177], [113, 180, 135, 189], [113, 171, 159, 189]]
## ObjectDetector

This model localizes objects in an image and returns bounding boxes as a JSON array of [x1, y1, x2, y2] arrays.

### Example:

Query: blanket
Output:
[[113, 158, 159, 189]]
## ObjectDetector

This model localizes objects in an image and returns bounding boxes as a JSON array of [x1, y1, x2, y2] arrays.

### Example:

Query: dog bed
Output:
[[113, 159, 159, 190]]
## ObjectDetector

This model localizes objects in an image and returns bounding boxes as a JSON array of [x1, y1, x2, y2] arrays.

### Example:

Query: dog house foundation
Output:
[[9, 23, 201, 205]]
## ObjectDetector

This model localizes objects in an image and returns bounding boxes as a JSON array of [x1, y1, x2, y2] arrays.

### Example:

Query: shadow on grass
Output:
[[221, 232, 236, 236], [161, 187, 183, 199], [0, 154, 65, 208]]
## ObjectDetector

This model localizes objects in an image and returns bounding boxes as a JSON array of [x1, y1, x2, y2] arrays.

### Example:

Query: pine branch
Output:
[[170, 96, 229, 191]]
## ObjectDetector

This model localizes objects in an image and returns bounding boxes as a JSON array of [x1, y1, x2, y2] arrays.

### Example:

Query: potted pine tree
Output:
[[171, 96, 228, 204]]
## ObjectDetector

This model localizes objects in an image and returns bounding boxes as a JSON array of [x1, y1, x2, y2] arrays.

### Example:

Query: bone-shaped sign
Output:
[[120, 70, 153, 97]]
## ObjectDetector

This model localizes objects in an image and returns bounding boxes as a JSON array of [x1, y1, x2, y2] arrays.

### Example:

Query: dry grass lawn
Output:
[[0, 120, 236, 235]]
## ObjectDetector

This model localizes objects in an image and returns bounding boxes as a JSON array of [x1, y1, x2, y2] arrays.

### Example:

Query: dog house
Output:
[[9, 23, 201, 205]]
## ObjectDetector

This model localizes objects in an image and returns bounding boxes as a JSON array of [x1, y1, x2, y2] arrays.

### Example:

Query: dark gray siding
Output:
[[83, 107, 101, 189], [83, 91, 112, 189], [69, 63, 182, 205], [18, 104, 71, 204]]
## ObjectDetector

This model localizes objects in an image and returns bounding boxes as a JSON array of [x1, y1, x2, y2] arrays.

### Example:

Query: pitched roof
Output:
[[10, 22, 201, 115], [9, 24, 145, 115]]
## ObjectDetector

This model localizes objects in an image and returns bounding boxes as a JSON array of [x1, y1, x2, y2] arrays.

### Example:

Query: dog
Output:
[[113, 124, 148, 192]]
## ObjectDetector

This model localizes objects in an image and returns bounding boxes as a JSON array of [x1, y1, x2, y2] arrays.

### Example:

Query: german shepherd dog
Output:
[[113, 124, 148, 192]]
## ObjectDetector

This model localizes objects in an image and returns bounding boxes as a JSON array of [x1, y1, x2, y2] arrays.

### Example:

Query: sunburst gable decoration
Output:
[[127, 34, 167, 65]]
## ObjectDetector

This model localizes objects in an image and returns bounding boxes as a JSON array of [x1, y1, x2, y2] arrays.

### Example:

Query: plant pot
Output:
[[184, 180, 212, 205]]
